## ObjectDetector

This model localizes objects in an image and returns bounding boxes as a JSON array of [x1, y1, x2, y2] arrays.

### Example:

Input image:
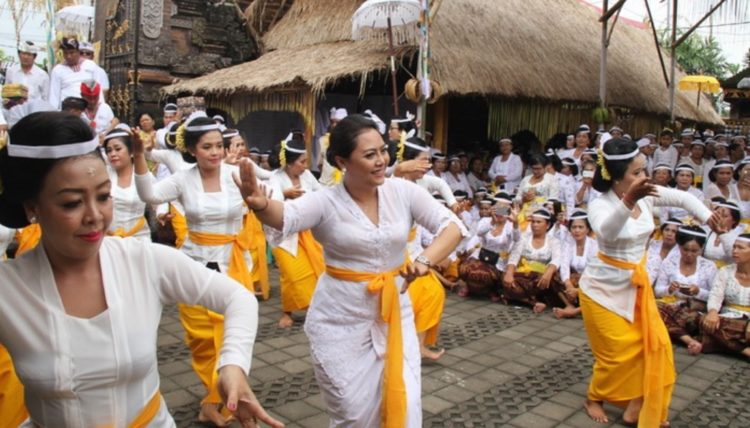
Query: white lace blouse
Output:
[[268, 169, 322, 256], [654, 255, 716, 302], [514, 173, 559, 205], [708, 265, 750, 316], [560, 236, 598, 281], [472, 218, 519, 271], [646, 240, 679, 285], [507, 232, 561, 269]]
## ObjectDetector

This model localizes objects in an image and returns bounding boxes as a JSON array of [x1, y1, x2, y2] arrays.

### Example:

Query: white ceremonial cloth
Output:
[[135, 164, 250, 273], [580, 186, 712, 321], [0, 238, 257, 427], [268, 169, 322, 256], [265, 178, 468, 427]]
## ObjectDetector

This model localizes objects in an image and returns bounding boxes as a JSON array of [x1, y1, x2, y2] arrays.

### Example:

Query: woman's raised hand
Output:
[[131, 126, 145, 156], [233, 158, 270, 210], [624, 176, 658, 204]]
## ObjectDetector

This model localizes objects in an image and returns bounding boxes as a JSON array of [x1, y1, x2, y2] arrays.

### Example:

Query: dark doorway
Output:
[[447, 96, 489, 155]]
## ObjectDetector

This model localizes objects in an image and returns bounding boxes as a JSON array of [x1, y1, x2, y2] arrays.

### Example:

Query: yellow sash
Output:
[[657, 295, 680, 304], [246, 212, 270, 300], [108, 217, 146, 238], [298, 229, 325, 277], [15, 224, 41, 257], [518, 196, 546, 231], [693, 175, 703, 188], [715, 260, 729, 269], [517, 259, 547, 274], [170, 205, 188, 249], [407, 227, 417, 242], [597, 252, 671, 428], [727, 303, 750, 313], [101, 391, 161, 428], [325, 264, 406, 428], [188, 225, 254, 291]]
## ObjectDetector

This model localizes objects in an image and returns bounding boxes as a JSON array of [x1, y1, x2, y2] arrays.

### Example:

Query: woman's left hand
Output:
[[218, 365, 285, 428], [707, 210, 728, 234], [400, 262, 430, 292]]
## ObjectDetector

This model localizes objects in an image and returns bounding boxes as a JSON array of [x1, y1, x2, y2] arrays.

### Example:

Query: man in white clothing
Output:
[[4, 41, 49, 102], [48, 37, 101, 109], [79, 80, 117, 140], [155, 103, 179, 148]]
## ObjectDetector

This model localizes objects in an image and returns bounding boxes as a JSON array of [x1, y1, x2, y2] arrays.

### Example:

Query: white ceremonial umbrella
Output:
[[55, 5, 95, 35], [352, 0, 421, 116]]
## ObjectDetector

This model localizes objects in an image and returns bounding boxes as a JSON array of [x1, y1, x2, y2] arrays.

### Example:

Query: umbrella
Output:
[[352, 0, 421, 116], [55, 5, 95, 35], [678, 75, 721, 107]]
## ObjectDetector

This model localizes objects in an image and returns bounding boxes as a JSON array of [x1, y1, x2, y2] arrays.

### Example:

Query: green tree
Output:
[[659, 30, 738, 79]]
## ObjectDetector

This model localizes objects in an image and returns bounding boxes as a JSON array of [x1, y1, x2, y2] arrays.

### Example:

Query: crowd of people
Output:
[[0, 37, 749, 428]]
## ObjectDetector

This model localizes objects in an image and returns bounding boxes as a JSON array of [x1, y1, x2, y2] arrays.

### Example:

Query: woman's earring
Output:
[[29, 215, 37, 224]]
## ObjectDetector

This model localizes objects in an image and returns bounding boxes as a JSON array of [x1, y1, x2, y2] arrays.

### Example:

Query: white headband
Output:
[[714, 201, 740, 212], [674, 165, 694, 173], [711, 162, 733, 171], [479, 200, 493, 205], [678, 227, 707, 238], [531, 211, 552, 220], [284, 144, 306, 154], [664, 220, 683, 226], [7, 136, 99, 159], [653, 164, 672, 171], [735, 236, 750, 244], [602, 148, 640, 161], [103, 131, 130, 142], [222, 131, 240, 139], [569, 213, 588, 220], [403, 140, 430, 152], [561, 159, 577, 166], [185, 123, 221, 132]]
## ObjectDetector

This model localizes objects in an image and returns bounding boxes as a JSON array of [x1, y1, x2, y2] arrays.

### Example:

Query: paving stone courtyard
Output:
[[159, 269, 750, 427]]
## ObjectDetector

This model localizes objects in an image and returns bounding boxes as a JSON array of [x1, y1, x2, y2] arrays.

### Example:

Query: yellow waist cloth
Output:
[[108, 216, 146, 238], [188, 226, 253, 291], [726, 303, 750, 313], [325, 264, 407, 428], [517, 196, 546, 231], [657, 295, 680, 304], [15, 224, 41, 257], [517, 259, 547, 274], [100, 391, 161, 427], [0, 344, 27, 427], [597, 252, 673, 427], [246, 212, 270, 299], [170, 204, 188, 249], [715, 260, 729, 269]]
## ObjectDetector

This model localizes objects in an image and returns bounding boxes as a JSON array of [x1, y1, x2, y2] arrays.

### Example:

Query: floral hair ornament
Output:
[[596, 148, 611, 181], [396, 131, 406, 162]]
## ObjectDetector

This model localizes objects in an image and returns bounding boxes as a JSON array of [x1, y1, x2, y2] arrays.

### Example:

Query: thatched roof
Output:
[[164, 0, 722, 124]]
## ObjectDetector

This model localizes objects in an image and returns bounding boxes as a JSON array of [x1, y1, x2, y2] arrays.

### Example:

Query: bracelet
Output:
[[254, 198, 270, 212]]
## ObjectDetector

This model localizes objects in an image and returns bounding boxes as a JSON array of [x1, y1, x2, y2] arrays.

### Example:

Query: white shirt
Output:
[[135, 164, 251, 273], [654, 255, 716, 302], [466, 171, 487, 192], [507, 233, 561, 268], [708, 265, 750, 316], [108, 169, 152, 240], [472, 218, 519, 271], [703, 225, 746, 265], [48, 59, 101, 109], [0, 238, 257, 427], [81, 102, 116, 137], [653, 145, 679, 169], [580, 186, 711, 321], [444, 171, 473, 197], [488, 153, 523, 194], [265, 178, 468, 427], [4, 64, 49, 101], [268, 169, 322, 256], [646, 240, 679, 285], [0, 224, 15, 260], [514, 173, 559, 204]]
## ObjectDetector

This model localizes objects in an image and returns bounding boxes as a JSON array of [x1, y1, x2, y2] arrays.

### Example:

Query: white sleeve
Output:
[[147, 149, 188, 173], [134, 171, 183, 204], [151, 244, 257, 374], [250, 159, 273, 180], [651, 186, 712, 223], [422, 175, 457, 206], [405, 180, 469, 238], [588, 195, 633, 239], [559, 239, 572, 281], [266, 188, 328, 245], [696, 259, 716, 302], [505, 155, 524, 183], [548, 237, 561, 268], [707, 266, 730, 312], [507, 237, 526, 267], [487, 156, 501, 180], [48, 68, 61, 109], [653, 260, 672, 298]]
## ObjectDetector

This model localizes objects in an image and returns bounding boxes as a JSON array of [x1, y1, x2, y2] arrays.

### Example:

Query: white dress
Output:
[[135, 164, 251, 273], [265, 178, 467, 427], [575, 180, 601, 208], [704, 182, 739, 201], [0, 238, 257, 427], [268, 169, 322, 256], [466, 171, 486, 192], [487, 153, 523, 194], [560, 236, 598, 282], [555, 173, 576, 217], [654, 255, 716, 302], [108, 169, 153, 241], [580, 187, 712, 321], [708, 265, 750, 317]]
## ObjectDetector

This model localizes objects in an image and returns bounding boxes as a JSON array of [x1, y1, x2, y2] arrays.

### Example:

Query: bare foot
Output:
[[198, 403, 232, 427], [553, 306, 580, 319], [421, 346, 445, 361], [584, 399, 609, 423], [278, 313, 294, 328], [532, 302, 547, 313]]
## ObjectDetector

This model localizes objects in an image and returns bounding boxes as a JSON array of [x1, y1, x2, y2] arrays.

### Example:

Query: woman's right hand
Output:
[[233, 159, 270, 210], [624, 176, 658, 204], [503, 272, 515, 289], [283, 186, 305, 200], [702, 311, 720, 333], [131, 127, 145, 156]]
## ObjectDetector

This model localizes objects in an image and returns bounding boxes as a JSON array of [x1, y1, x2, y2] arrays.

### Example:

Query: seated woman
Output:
[[704, 160, 739, 201], [701, 233, 750, 359], [502, 209, 562, 313], [660, 164, 704, 224], [458, 193, 519, 300], [514, 154, 559, 231], [654, 226, 716, 355], [704, 198, 746, 268], [553, 211, 598, 319], [574, 160, 601, 210], [0, 112, 280, 427], [646, 218, 682, 285]]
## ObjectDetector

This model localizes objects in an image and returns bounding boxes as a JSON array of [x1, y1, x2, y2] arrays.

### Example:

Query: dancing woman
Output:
[[235, 115, 466, 427], [0, 112, 279, 427], [579, 137, 722, 426]]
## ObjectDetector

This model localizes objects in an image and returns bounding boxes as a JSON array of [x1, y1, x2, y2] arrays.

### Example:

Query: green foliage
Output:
[[745, 47, 750, 68], [659, 30, 739, 79]]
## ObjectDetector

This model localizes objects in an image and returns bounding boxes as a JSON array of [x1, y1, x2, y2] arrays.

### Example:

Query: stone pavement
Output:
[[159, 268, 750, 427]]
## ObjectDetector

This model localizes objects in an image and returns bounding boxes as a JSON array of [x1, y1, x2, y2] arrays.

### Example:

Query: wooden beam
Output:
[[645, 0, 670, 88], [599, 0, 627, 22]]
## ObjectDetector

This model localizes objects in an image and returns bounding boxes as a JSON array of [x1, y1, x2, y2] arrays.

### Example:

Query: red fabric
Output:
[[80, 82, 101, 97]]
